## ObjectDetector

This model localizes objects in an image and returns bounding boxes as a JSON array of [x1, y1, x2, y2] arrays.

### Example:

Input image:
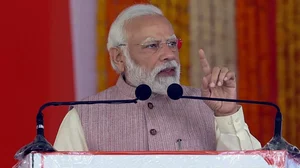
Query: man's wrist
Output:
[[214, 105, 239, 117]]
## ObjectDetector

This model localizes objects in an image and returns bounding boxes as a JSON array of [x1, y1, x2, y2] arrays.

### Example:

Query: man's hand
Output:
[[199, 49, 238, 116]]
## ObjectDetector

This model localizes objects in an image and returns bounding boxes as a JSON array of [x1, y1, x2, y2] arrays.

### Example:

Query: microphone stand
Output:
[[182, 96, 282, 138], [14, 99, 138, 161], [167, 83, 300, 157], [181, 96, 299, 156], [14, 84, 152, 160]]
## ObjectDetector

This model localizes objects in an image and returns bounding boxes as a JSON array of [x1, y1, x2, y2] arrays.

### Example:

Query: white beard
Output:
[[123, 48, 181, 95]]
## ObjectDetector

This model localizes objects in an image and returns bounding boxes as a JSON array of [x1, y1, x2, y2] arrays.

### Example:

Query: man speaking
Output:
[[53, 4, 261, 152]]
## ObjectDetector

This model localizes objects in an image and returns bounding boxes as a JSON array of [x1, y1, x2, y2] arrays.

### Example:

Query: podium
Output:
[[13, 150, 300, 168]]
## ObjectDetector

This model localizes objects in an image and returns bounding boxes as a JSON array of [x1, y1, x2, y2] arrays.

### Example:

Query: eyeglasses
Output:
[[118, 38, 182, 55]]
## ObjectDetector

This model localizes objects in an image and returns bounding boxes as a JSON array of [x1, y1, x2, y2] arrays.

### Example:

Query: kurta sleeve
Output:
[[215, 106, 262, 150], [53, 108, 88, 151]]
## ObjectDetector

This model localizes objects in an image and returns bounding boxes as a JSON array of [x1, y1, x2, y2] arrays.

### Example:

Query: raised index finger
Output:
[[199, 49, 211, 76]]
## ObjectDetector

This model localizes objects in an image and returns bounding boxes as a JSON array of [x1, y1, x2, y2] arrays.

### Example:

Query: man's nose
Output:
[[159, 43, 177, 61]]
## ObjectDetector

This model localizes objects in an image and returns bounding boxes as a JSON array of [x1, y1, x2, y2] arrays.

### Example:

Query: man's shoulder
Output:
[[71, 85, 119, 115], [81, 85, 119, 101], [182, 85, 202, 96]]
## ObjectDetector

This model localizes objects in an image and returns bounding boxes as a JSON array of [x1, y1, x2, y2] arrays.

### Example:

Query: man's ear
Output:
[[109, 47, 125, 73]]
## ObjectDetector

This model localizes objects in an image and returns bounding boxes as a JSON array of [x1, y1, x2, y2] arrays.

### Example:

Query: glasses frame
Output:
[[118, 38, 183, 51]]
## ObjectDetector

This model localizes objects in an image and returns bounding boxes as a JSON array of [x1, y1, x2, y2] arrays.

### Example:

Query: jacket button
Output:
[[150, 129, 157, 135], [148, 102, 154, 109]]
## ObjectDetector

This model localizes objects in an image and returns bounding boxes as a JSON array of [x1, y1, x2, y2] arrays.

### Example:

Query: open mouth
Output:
[[158, 67, 176, 76]]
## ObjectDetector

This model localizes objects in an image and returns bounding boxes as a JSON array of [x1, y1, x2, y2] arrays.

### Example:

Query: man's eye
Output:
[[168, 41, 177, 47], [144, 43, 159, 49]]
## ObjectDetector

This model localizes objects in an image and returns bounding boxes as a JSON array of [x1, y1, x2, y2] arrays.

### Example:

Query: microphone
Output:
[[14, 84, 152, 160], [167, 83, 300, 157]]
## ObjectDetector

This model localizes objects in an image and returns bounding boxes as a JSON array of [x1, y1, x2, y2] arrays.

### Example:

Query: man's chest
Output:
[[80, 99, 216, 151]]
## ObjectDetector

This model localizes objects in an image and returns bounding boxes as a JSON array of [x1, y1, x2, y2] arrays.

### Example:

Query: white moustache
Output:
[[151, 60, 179, 76]]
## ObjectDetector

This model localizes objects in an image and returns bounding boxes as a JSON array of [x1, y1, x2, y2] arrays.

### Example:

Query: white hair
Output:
[[106, 4, 164, 72]]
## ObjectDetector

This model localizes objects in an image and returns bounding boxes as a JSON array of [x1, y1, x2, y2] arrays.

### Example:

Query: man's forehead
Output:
[[125, 15, 175, 43]]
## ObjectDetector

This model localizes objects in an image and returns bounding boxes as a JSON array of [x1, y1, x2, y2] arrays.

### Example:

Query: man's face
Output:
[[123, 15, 181, 95]]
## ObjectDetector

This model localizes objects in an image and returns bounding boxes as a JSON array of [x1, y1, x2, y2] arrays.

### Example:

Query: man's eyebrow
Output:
[[141, 37, 157, 44], [167, 34, 177, 40], [140, 34, 177, 43]]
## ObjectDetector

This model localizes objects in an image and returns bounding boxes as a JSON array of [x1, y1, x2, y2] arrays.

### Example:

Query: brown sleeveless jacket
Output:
[[74, 77, 216, 151]]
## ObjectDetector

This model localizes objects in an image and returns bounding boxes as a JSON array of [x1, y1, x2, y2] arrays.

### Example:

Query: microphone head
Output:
[[135, 84, 152, 101], [167, 83, 183, 100]]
